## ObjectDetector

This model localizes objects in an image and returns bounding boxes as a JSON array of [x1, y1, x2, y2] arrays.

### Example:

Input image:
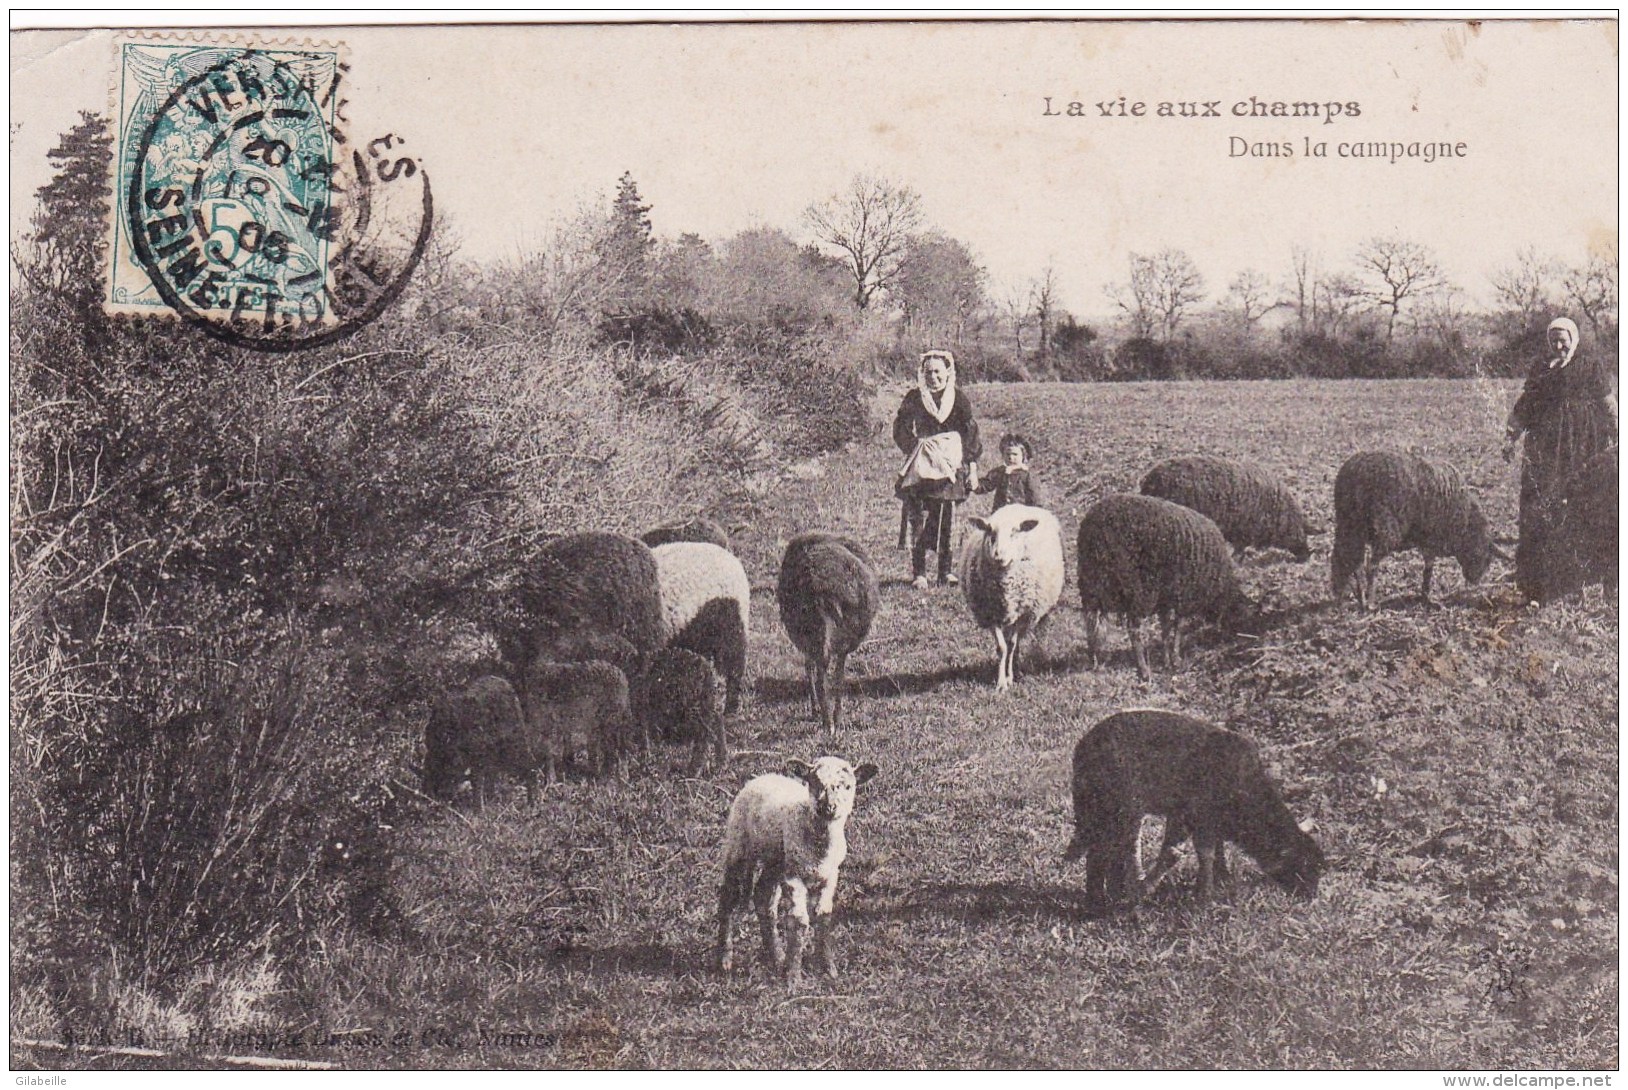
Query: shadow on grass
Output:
[[845, 879, 1108, 923], [540, 940, 706, 978]]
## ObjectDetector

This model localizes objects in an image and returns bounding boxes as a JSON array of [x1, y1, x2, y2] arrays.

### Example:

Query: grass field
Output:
[[58, 379, 1617, 1070]]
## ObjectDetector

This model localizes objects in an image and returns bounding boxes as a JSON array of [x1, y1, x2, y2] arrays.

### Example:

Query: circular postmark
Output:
[[124, 48, 432, 351]]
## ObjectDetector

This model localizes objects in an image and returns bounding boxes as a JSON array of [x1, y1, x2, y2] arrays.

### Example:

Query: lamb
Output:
[[1140, 455, 1313, 562], [1331, 451, 1505, 611], [1517, 449, 1617, 605], [776, 532, 880, 730], [514, 532, 666, 667], [422, 674, 527, 808], [1063, 709, 1323, 911], [650, 541, 750, 713], [521, 658, 638, 782], [1076, 494, 1260, 681], [961, 504, 1065, 691], [632, 646, 725, 771], [715, 756, 879, 987], [641, 517, 732, 551]]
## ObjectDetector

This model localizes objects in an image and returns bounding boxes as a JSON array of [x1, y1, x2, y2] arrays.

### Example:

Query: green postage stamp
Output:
[[106, 34, 431, 350]]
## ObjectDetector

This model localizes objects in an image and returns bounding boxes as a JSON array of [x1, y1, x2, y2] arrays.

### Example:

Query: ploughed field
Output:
[[327, 379, 1616, 1069]]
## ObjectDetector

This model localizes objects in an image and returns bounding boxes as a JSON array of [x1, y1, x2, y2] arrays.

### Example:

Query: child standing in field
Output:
[[974, 434, 1043, 511]]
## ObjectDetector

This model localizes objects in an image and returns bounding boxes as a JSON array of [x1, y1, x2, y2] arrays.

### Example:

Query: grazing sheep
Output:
[[516, 532, 665, 663], [650, 541, 750, 713], [715, 757, 879, 986], [1331, 451, 1505, 611], [776, 532, 880, 730], [1140, 455, 1313, 562], [1517, 448, 1617, 605], [961, 504, 1065, 691], [522, 658, 638, 782], [1076, 494, 1260, 681], [632, 646, 725, 771], [641, 517, 732, 551], [1063, 709, 1323, 911], [422, 675, 526, 809]]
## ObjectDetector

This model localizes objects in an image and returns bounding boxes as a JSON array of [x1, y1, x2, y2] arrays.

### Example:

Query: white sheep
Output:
[[961, 503, 1065, 690], [714, 756, 879, 986], [650, 541, 750, 713]]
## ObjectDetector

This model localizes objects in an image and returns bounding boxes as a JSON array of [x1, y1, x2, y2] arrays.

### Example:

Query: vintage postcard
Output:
[[9, 17, 1617, 1075]]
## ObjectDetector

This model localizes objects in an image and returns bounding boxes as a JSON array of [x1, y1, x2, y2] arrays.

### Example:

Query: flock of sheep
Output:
[[422, 445, 1607, 988]]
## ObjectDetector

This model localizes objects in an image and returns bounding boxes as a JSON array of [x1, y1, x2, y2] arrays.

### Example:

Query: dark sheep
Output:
[[516, 532, 665, 665], [1331, 451, 1505, 611], [1140, 455, 1313, 562], [1517, 448, 1617, 604], [1076, 494, 1260, 681], [776, 532, 881, 731], [536, 627, 643, 676], [641, 517, 732, 551], [522, 658, 638, 782], [1063, 709, 1323, 912], [423, 675, 526, 809], [633, 646, 724, 771]]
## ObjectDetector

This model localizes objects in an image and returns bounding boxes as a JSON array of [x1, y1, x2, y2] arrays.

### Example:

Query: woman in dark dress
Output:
[[894, 350, 982, 589], [1504, 316, 1618, 600]]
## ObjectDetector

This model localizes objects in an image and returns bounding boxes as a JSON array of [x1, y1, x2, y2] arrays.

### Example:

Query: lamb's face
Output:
[[789, 757, 879, 822]]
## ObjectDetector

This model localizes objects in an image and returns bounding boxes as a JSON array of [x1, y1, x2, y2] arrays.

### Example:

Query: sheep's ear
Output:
[[967, 517, 992, 534], [854, 762, 879, 787], [785, 758, 812, 781], [1299, 818, 1318, 834], [1017, 519, 1040, 533]]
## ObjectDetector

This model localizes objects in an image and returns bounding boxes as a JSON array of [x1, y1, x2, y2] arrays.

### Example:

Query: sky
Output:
[[9, 17, 1619, 317]]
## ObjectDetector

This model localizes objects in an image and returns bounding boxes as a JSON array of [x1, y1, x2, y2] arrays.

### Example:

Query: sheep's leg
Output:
[[1110, 819, 1142, 909], [818, 617, 836, 730], [1085, 611, 1102, 669], [716, 860, 753, 973], [1362, 549, 1385, 612], [1194, 833, 1220, 902], [1142, 817, 1186, 897], [754, 873, 784, 971], [1129, 620, 1153, 682], [782, 878, 812, 987], [1159, 611, 1179, 670], [805, 657, 819, 721], [830, 652, 848, 731], [1420, 555, 1435, 605], [993, 626, 1011, 691], [811, 880, 840, 979]]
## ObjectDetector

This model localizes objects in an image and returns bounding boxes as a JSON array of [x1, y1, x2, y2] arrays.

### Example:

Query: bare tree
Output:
[[1560, 244, 1619, 337], [1289, 245, 1319, 332], [1108, 249, 1206, 341], [1029, 264, 1060, 362], [1490, 245, 1558, 334], [1001, 286, 1030, 358], [1353, 236, 1444, 343], [804, 173, 924, 310], [1316, 273, 1366, 339], [1227, 268, 1278, 329]]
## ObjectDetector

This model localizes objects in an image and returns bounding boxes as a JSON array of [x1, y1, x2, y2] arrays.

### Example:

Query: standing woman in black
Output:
[[894, 350, 982, 589], [1503, 316, 1619, 600]]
